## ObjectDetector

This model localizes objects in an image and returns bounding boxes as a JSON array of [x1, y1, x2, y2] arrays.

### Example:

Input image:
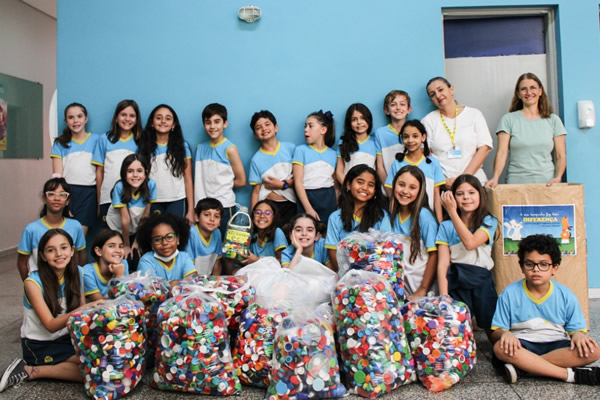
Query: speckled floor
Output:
[[0, 252, 598, 400]]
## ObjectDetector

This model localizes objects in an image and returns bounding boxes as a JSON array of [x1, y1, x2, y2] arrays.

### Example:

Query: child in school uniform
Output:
[[136, 213, 196, 286], [17, 178, 87, 281], [0, 229, 102, 392], [195, 103, 246, 236], [185, 198, 223, 276], [50, 102, 99, 235], [292, 110, 337, 225], [491, 234, 600, 385], [248, 110, 296, 227], [92, 99, 142, 222], [374, 90, 412, 184], [83, 229, 129, 301]]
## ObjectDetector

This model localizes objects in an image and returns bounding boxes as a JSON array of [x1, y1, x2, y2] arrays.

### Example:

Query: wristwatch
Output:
[[282, 180, 289, 190]]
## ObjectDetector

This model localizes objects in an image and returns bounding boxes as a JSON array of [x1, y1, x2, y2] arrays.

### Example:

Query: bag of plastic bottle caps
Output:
[[107, 271, 170, 357], [333, 270, 415, 398], [336, 230, 405, 301], [266, 304, 346, 399], [68, 295, 146, 400], [232, 299, 291, 387], [221, 206, 252, 261], [151, 289, 241, 395], [401, 295, 476, 392], [172, 274, 255, 332]]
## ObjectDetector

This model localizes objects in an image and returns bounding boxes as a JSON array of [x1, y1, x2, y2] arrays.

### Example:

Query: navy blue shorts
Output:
[[22, 334, 75, 366], [99, 203, 110, 226], [297, 187, 336, 228], [492, 338, 571, 369], [151, 198, 186, 217], [69, 184, 97, 227]]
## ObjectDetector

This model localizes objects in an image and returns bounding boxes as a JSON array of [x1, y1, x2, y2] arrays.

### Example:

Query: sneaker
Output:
[[574, 366, 600, 385], [503, 363, 519, 384], [0, 359, 29, 392]]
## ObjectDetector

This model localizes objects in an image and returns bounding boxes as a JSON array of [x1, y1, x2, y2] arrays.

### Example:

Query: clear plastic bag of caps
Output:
[[221, 205, 252, 261], [266, 304, 347, 399], [401, 295, 476, 392], [67, 295, 146, 400], [107, 271, 171, 360], [171, 274, 255, 332], [232, 299, 291, 388], [336, 229, 406, 301], [333, 270, 415, 398], [151, 288, 241, 395]]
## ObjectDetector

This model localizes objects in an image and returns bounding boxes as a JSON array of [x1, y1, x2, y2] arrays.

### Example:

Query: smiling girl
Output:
[[92, 100, 142, 222], [50, 103, 99, 235], [137, 104, 195, 225], [281, 214, 329, 269]]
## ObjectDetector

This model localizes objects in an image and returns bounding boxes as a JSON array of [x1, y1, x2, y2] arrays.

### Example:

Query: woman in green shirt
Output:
[[487, 72, 567, 187]]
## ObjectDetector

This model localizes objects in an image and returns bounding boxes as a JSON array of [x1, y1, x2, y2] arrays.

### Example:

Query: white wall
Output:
[[0, 0, 56, 253]]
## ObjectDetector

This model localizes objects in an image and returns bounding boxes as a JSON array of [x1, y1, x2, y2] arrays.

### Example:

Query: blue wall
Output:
[[58, 0, 600, 287]]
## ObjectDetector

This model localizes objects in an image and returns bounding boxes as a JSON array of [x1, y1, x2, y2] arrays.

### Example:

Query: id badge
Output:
[[447, 147, 463, 159]]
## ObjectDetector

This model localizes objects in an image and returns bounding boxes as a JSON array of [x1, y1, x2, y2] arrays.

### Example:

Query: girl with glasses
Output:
[[17, 178, 87, 281], [244, 199, 288, 265], [135, 213, 195, 286]]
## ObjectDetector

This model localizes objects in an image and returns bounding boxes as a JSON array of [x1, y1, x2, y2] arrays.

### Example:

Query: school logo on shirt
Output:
[[44, 355, 54, 363]]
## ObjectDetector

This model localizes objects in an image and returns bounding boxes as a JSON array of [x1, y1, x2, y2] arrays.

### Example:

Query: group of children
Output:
[[0, 89, 599, 393]]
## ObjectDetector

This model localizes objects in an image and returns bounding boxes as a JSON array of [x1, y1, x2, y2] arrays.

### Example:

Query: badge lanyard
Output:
[[439, 106, 458, 149]]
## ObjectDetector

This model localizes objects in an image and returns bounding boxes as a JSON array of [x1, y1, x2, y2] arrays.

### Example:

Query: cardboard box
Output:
[[486, 183, 589, 326]]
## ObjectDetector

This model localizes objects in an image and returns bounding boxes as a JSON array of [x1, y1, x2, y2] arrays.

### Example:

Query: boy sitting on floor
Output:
[[491, 234, 600, 385]]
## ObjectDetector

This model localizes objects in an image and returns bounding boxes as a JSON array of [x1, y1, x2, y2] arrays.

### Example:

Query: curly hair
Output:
[[517, 234, 561, 267], [135, 212, 190, 254]]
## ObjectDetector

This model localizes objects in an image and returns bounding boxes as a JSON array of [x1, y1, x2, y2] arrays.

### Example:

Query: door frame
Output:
[[441, 7, 559, 113]]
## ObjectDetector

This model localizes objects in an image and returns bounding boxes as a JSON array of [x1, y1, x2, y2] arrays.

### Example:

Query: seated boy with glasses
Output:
[[491, 234, 600, 385]]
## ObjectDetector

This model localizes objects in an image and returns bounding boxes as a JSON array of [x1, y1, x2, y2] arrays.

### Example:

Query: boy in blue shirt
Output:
[[491, 234, 600, 385], [248, 110, 296, 228], [194, 103, 246, 236], [185, 198, 223, 276]]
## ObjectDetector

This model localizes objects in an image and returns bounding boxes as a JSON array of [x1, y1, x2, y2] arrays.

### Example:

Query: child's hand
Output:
[[306, 208, 320, 221], [108, 262, 126, 278], [185, 210, 196, 226], [123, 245, 132, 260], [239, 252, 259, 266], [499, 331, 521, 357], [408, 288, 428, 300], [263, 176, 282, 190], [571, 331, 598, 358], [440, 190, 457, 213], [291, 232, 303, 251]]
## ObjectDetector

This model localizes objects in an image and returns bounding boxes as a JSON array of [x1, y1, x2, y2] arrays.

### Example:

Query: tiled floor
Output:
[[0, 252, 598, 399]]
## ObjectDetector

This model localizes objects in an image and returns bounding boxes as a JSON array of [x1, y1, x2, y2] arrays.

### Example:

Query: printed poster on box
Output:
[[502, 204, 575, 256]]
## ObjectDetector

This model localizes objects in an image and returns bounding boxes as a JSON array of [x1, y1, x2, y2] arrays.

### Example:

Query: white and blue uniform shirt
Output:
[[18, 217, 86, 274], [92, 133, 138, 205], [50, 133, 99, 186], [492, 279, 587, 342], [194, 138, 238, 208], [249, 227, 288, 258], [374, 124, 404, 175], [390, 209, 438, 295], [106, 178, 157, 234], [138, 251, 196, 281], [185, 225, 222, 275], [384, 155, 446, 210], [435, 215, 497, 270], [337, 136, 378, 176], [149, 141, 192, 202], [281, 237, 330, 266], [292, 145, 336, 189], [21, 267, 84, 341], [249, 141, 296, 203], [83, 261, 130, 298], [325, 209, 393, 250]]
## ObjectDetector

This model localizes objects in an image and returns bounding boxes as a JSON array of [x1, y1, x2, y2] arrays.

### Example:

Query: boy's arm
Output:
[[250, 184, 261, 211], [227, 146, 247, 188], [492, 329, 521, 356], [183, 158, 196, 225], [570, 331, 598, 358], [375, 155, 387, 187]]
